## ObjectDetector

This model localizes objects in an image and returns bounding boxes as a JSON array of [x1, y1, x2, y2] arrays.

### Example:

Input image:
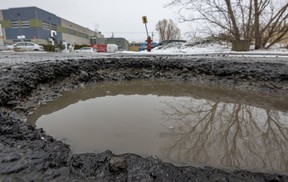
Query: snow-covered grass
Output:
[[150, 40, 288, 56]]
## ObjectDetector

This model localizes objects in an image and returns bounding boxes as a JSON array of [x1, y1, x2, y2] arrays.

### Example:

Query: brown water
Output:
[[27, 80, 288, 175]]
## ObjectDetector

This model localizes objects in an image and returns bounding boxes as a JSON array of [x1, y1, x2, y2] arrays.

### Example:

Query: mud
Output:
[[1, 55, 288, 181]]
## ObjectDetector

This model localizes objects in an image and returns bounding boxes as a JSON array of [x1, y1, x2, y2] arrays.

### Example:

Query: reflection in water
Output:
[[27, 80, 288, 175], [160, 99, 288, 174]]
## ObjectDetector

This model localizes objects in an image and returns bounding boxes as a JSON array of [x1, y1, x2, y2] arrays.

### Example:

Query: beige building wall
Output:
[[61, 18, 101, 45]]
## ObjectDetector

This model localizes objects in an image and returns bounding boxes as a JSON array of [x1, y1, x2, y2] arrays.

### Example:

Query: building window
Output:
[[51, 24, 57, 30], [82, 33, 89, 38], [11, 21, 20, 29], [43, 21, 50, 30], [21, 21, 30, 28], [11, 20, 30, 29], [66, 29, 75, 35], [43, 22, 57, 30]]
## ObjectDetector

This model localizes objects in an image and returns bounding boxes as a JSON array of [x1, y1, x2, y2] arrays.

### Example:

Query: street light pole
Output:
[[142, 16, 152, 52], [142, 16, 149, 37], [144, 23, 149, 37], [17, 13, 23, 42]]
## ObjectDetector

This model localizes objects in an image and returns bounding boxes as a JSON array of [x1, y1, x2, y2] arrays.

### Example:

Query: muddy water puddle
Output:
[[27, 80, 288, 175]]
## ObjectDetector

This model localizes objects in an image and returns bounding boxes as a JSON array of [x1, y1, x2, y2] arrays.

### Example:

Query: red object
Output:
[[146, 36, 152, 52], [91, 44, 107, 52]]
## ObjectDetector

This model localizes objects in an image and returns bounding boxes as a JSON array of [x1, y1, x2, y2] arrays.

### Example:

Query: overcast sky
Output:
[[1, 0, 191, 42]]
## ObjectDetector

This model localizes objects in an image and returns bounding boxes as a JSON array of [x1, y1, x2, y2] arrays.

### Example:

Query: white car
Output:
[[107, 44, 118, 53], [75, 47, 96, 53], [6, 42, 44, 51]]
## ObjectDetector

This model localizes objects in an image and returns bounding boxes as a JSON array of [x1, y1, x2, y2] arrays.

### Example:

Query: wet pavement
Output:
[[27, 80, 288, 175]]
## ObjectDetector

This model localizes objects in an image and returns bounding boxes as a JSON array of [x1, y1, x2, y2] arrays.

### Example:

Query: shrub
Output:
[[40, 44, 55, 52], [74, 44, 91, 50]]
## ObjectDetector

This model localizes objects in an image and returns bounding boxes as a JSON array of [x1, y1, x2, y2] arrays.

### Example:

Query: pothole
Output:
[[27, 80, 288, 175]]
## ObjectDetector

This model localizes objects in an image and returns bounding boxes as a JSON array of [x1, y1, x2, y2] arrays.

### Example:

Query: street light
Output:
[[142, 16, 149, 37], [17, 13, 24, 42]]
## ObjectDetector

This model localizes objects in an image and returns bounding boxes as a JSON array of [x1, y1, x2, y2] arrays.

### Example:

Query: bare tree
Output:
[[256, 0, 288, 49], [168, 0, 288, 49], [156, 19, 181, 41]]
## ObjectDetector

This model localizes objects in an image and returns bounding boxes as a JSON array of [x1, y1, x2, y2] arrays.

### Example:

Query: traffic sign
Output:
[[142, 16, 148, 24]]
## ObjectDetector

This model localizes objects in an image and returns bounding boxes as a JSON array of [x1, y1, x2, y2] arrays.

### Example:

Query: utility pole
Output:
[[0, 24, 4, 47], [142, 16, 149, 37], [17, 13, 24, 42], [142, 16, 152, 52]]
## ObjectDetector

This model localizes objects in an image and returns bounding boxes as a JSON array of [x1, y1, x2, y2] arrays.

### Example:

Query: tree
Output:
[[156, 19, 181, 41], [168, 0, 288, 49]]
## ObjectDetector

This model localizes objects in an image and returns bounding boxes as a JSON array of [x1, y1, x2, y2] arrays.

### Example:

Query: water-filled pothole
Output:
[[27, 80, 288, 175]]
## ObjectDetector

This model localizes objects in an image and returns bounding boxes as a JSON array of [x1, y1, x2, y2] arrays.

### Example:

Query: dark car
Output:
[[156, 40, 186, 47]]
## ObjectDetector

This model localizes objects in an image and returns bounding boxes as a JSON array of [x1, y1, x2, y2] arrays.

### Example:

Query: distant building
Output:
[[129, 43, 141, 52], [0, 6, 103, 46], [94, 37, 129, 51]]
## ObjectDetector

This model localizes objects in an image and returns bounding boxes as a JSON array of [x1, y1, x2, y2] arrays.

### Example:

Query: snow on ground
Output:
[[153, 42, 231, 54], [150, 41, 288, 56], [114, 38, 286, 56]]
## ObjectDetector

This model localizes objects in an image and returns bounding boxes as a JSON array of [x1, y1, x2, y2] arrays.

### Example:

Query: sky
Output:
[[1, 0, 192, 42]]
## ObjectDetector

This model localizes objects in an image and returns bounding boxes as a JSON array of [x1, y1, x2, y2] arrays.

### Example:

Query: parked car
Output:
[[106, 44, 118, 53], [154, 40, 187, 49], [75, 47, 96, 53], [6, 42, 44, 51], [93, 44, 107, 52]]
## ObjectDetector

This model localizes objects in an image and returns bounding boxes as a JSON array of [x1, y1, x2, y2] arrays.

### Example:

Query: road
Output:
[[0, 51, 287, 68]]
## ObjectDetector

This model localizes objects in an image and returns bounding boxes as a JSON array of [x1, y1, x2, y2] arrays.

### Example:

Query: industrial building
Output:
[[0, 6, 103, 46]]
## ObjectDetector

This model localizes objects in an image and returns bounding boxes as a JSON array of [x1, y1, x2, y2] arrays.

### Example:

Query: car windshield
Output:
[[81, 47, 90, 50], [25, 43, 34, 46], [15, 43, 25, 46]]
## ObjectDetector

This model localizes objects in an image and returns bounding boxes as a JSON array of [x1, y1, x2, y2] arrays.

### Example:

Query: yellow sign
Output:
[[142, 16, 147, 24]]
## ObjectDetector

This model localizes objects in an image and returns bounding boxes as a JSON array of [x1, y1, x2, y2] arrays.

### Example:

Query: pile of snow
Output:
[[152, 42, 187, 53], [152, 38, 230, 54]]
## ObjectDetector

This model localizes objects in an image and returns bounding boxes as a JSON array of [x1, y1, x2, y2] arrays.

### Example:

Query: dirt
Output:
[[1, 55, 288, 181]]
